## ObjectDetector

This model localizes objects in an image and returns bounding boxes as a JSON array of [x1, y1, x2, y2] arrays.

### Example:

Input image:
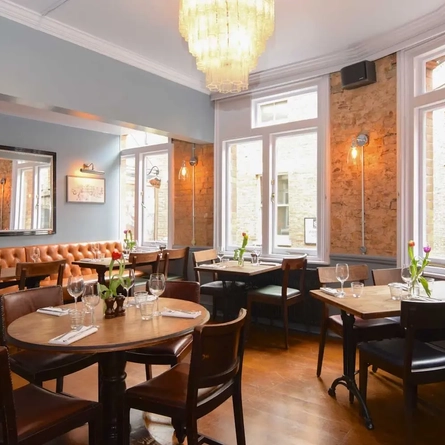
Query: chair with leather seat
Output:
[[193, 248, 246, 320], [316, 264, 402, 378], [123, 308, 247, 445], [0, 345, 102, 444], [125, 280, 200, 380], [358, 300, 445, 423], [164, 246, 190, 281], [246, 255, 307, 349], [0, 286, 98, 393], [16, 259, 66, 290], [372, 267, 402, 285]]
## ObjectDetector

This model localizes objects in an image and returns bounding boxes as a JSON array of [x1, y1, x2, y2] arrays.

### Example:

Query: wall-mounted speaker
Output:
[[340, 60, 376, 90]]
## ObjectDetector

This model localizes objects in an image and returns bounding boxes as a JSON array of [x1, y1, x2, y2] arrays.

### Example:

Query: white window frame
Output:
[[398, 34, 445, 277], [214, 76, 330, 263]]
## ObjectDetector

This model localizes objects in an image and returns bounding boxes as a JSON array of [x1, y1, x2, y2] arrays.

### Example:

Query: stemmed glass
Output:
[[82, 284, 100, 327], [217, 247, 225, 265], [122, 269, 135, 306], [30, 247, 40, 263], [401, 264, 413, 297], [67, 276, 85, 309], [335, 263, 349, 298], [148, 273, 166, 316]]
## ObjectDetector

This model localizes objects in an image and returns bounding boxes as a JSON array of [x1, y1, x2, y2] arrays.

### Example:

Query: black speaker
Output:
[[340, 60, 376, 90]]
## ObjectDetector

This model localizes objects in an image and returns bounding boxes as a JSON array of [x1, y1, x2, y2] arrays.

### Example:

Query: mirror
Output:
[[0, 144, 56, 236]]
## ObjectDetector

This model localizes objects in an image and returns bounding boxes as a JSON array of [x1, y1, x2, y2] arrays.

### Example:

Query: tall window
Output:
[[215, 77, 329, 262], [119, 142, 172, 247], [399, 35, 445, 275]]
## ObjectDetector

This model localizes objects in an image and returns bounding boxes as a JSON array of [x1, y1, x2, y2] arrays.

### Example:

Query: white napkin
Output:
[[320, 287, 341, 297], [161, 308, 201, 319], [49, 326, 98, 345], [260, 261, 278, 266], [37, 307, 70, 317]]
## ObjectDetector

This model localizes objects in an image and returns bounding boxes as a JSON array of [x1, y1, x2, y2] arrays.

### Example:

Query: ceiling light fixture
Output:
[[178, 144, 198, 181], [179, 0, 275, 94], [80, 163, 104, 175]]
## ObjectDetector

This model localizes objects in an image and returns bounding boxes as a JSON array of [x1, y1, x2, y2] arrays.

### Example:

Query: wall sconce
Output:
[[80, 163, 105, 175], [147, 166, 161, 189], [348, 133, 369, 254], [178, 144, 198, 181]]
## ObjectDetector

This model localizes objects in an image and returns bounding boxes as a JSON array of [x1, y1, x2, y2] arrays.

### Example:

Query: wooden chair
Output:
[[193, 248, 246, 320], [125, 280, 200, 380], [0, 345, 102, 444], [359, 300, 445, 423], [16, 259, 66, 289], [123, 308, 247, 445], [0, 286, 98, 393], [129, 251, 163, 291], [246, 256, 307, 349], [372, 267, 402, 285], [316, 264, 402, 379], [164, 246, 190, 281]]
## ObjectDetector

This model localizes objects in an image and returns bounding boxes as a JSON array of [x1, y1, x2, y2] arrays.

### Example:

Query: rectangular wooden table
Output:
[[0, 267, 18, 289], [310, 285, 402, 430], [72, 257, 131, 284]]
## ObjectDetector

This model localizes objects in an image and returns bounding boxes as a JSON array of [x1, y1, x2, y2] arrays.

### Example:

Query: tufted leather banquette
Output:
[[0, 241, 122, 301]]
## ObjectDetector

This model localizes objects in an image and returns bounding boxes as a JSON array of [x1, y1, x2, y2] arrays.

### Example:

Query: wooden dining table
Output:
[[0, 267, 18, 289], [7, 297, 210, 445]]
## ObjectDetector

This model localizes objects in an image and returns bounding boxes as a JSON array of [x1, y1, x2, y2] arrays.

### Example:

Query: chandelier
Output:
[[179, 0, 275, 94]]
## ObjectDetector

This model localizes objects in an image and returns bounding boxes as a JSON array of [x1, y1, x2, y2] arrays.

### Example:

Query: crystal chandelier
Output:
[[179, 0, 275, 94]]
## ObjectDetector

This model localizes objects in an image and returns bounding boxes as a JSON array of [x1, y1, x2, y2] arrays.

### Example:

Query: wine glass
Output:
[[335, 263, 349, 298], [148, 273, 166, 316], [82, 284, 100, 327], [30, 247, 40, 263], [122, 269, 135, 306], [217, 247, 225, 265], [401, 265, 412, 286], [67, 276, 85, 309]]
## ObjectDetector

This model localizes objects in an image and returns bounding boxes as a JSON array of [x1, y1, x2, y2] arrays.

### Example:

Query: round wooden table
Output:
[[7, 297, 210, 445]]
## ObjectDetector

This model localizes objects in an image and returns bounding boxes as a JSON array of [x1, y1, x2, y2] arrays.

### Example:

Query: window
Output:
[[216, 77, 329, 262], [119, 142, 172, 247], [399, 35, 445, 275]]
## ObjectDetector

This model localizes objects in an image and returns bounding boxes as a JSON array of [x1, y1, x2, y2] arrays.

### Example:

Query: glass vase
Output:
[[408, 278, 420, 299], [237, 256, 244, 267]]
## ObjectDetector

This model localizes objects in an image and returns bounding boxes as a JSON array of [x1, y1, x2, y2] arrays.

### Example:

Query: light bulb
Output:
[[178, 160, 188, 180]]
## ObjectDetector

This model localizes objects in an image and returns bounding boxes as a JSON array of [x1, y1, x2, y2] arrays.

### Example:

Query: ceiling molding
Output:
[[1, 1, 445, 100], [0, 0, 208, 94]]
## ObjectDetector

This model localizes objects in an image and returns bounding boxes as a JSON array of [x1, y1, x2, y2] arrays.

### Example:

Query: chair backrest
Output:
[[129, 251, 163, 272], [163, 247, 190, 280], [317, 264, 369, 285], [192, 249, 219, 282], [0, 286, 63, 345], [281, 256, 307, 296], [150, 280, 200, 303], [15, 259, 66, 290], [187, 308, 246, 405], [372, 268, 401, 285], [0, 346, 19, 442]]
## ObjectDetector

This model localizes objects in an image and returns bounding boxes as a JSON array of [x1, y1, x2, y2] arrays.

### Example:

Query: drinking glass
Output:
[[30, 247, 40, 263], [401, 265, 412, 286], [82, 284, 100, 327], [217, 247, 225, 264], [335, 263, 349, 298], [67, 276, 85, 309], [148, 273, 166, 316], [351, 281, 364, 298], [122, 269, 136, 306]]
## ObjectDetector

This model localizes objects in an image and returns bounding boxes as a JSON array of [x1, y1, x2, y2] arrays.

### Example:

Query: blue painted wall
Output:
[[0, 114, 120, 247], [0, 17, 214, 143]]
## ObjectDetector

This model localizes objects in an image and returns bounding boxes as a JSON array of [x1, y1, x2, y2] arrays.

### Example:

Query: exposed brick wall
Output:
[[173, 140, 214, 246], [330, 54, 397, 256]]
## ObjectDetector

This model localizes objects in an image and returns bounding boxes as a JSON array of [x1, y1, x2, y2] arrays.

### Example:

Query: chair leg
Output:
[[232, 380, 246, 445], [145, 363, 153, 380], [212, 297, 218, 320], [186, 417, 199, 445], [172, 418, 187, 444], [316, 318, 329, 377], [282, 305, 289, 349], [56, 376, 64, 393], [122, 401, 131, 445], [89, 411, 102, 445], [403, 382, 418, 420], [245, 298, 253, 341]]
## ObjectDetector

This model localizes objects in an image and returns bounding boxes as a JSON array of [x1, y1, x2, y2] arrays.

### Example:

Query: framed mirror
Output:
[[0, 144, 56, 236]]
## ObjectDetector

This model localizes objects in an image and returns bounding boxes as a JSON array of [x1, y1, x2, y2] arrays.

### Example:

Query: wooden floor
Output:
[[14, 325, 445, 445]]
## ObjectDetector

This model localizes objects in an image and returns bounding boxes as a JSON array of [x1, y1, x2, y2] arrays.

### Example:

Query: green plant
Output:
[[234, 232, 249, 260], [98, 250, 125, 299], [123, 229, 136, 251], [408, 240, 431, 297]]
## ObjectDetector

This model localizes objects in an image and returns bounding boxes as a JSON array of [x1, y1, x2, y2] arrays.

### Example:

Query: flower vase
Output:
[[237, 255, 244, 267], [408, 278, 420, 299], [104, 297, 116, 319], [114, 295, 126, 317]]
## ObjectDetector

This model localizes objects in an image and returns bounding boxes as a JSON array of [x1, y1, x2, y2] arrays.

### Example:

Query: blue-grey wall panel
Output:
[[0, 114, 120, 247], [0, 17, 214, 143]]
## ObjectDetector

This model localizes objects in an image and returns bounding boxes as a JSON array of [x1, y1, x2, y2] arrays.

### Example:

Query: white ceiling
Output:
[[0, 0, 444, 133]]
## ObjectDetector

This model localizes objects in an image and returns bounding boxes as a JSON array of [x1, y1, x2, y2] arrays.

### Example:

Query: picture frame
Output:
[[66, 176, 105, 204]]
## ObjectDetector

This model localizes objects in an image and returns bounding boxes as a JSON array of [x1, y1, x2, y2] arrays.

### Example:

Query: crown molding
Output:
[[0, 0, 208, 94], [1, 0, 445, 99]]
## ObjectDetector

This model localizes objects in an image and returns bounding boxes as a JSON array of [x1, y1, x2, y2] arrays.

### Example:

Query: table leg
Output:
[[99, 351, 127, 444], [327, 310, 374, 430], [97, 268, 106, 285]]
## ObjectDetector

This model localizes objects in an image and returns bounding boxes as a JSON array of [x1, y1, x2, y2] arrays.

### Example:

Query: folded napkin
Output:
[[49, 326, 98, 345], [37, 307, 70, 317], [320, 287, 341, 297], [160, 308, 201, 319], [260, 261, 278, 266]]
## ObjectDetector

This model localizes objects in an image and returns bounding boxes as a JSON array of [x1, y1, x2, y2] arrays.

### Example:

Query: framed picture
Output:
[[66, 176, 105, 204], [304, 217, 317, 245]]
